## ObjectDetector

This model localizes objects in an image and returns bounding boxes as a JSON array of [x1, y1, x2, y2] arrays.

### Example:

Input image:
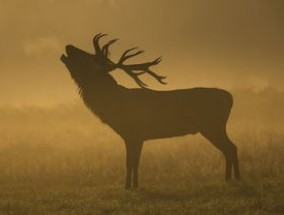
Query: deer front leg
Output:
[[125, 142, 133, 189], [132, 141, 144, 188], [124, 140, 144, 189]]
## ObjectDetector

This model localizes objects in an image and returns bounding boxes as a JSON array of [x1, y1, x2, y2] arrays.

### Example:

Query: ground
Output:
[[0, 179, 283, 215]]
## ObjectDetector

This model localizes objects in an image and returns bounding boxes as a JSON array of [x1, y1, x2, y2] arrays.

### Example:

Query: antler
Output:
[[93, 33, 107, 56], [92, 33, 166, 87], [117, 48, 166, 88], [93, 33, 119, 58], [102, 38, 119, 57]]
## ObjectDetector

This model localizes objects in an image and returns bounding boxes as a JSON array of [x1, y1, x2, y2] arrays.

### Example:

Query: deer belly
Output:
[[118, 117, 199, 140], [99, 108, 200, 140], [145, 120, 199, 139]]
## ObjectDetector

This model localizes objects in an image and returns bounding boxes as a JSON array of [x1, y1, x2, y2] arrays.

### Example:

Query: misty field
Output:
[[0, 92, 283, 215]]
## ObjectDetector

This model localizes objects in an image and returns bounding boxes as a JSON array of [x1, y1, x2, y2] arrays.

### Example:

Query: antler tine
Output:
[[102, 38, 119, 57], [122, 57, 162, 70], [120, 47, 138, 58], [117, 54, 166, 88], [123, 50, 145, 63], [115, 41, 166, 88], [93, 33, 107, 55], [130, 67, 166, 85], [118, 47, 145, 65], [152, 57, 162, 65], [144, 68, 167, 85], [118, 47, 137, 64], [123, 68, 148, 88]]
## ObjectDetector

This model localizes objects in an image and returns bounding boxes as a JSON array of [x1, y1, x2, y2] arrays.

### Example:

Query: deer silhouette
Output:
[[61, 33, 240, 189]]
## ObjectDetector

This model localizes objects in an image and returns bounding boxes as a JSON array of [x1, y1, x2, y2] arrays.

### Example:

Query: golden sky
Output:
[[0, 0, 284, 106]]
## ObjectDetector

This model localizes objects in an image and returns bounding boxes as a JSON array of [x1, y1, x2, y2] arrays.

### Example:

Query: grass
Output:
[[0, 103, 283, 214], [0, 181, 283, 215]]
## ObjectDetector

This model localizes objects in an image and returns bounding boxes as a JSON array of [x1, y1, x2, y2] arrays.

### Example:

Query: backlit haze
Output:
[[1, 0, 284, 106]]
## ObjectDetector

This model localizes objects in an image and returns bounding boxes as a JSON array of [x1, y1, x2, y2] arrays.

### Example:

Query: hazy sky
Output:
[[1, 0, 283, 105]]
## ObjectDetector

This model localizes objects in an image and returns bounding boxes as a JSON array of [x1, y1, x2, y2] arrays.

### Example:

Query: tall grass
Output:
[[0, 102, 282, 187]]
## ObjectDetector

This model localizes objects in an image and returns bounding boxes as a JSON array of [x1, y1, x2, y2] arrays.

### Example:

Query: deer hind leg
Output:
[[227, 138, 240, 180], [201, 129, 239, 181], [219, 132, 240, 180], [124, 140, 143, 189]]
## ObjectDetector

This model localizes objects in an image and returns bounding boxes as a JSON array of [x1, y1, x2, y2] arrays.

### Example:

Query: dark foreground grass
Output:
[[0, 179, 283, 215]]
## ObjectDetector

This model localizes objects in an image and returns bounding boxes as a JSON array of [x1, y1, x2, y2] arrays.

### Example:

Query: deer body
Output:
[[61, 34, 240, 189], [82, 85, 232, 140]]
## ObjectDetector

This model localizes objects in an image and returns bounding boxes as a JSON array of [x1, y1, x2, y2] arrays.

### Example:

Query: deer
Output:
[[61, 33, 240, 189]]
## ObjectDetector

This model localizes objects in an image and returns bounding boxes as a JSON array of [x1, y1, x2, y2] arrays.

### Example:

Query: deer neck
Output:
[[79, 76, 121, 113]]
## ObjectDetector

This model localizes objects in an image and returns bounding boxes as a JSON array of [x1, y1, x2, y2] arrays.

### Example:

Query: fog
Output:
[[0, 0, 283, 106]]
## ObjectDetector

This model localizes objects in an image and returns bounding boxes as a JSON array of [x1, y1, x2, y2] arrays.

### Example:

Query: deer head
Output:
[[61, 33, 166, 88]]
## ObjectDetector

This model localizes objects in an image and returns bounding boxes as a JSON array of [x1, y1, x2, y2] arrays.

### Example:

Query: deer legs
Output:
[[229, 142, 240, 180], [124, 140, 144, 189], [202, 130, 240, 181]]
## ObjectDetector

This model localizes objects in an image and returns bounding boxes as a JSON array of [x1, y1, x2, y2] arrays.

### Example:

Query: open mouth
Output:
[[60, 54, 68, 64], [61, 45, 74, 64]]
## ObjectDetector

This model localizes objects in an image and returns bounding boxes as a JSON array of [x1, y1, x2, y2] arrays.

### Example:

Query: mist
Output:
[[0, 0, 284, 106]]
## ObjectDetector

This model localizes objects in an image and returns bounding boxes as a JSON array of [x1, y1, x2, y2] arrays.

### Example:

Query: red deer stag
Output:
[[61, 33, 240, 189]]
